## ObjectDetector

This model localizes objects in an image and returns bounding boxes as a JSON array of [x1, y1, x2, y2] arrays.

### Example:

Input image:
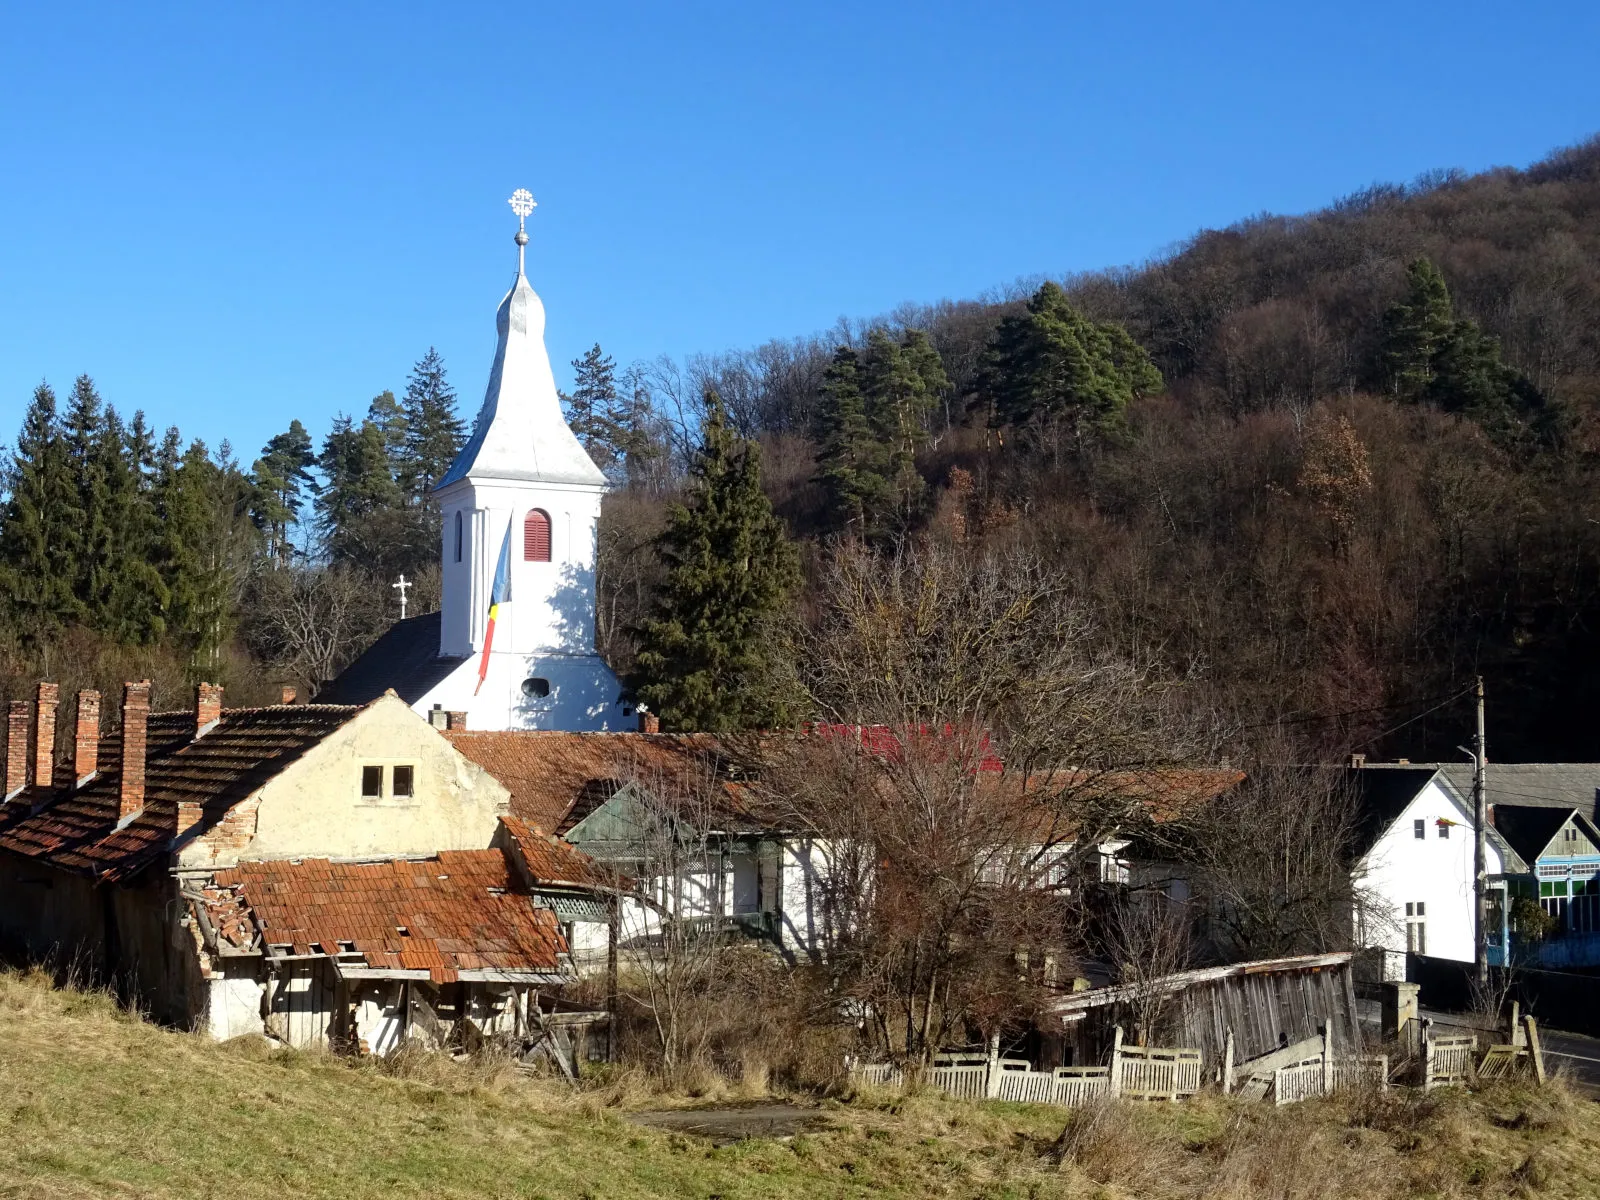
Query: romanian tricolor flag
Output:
[[475, 519, 513, 695]]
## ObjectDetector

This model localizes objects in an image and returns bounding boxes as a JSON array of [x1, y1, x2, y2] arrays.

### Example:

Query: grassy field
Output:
[[1, 969, 1598, 1199]]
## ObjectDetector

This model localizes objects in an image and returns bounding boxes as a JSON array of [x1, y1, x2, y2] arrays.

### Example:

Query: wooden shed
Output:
[[1037, 952, 1361, 1071]]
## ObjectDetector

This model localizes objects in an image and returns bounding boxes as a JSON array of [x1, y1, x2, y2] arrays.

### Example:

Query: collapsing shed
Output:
[[1038, 952, 1361, 1071]]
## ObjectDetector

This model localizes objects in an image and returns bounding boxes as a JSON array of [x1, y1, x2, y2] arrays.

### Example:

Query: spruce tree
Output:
[[980, 281, 1162, 457], [0, 383, 80, 641], [62, 375, 106, 619], [96, 408, 167, 643], [634, 392, 801, 732], [1379, 257, 1567, 448], [1381, 258, 1455, 400], [156, 439, 258, 673], [398, 348, 465, 500]]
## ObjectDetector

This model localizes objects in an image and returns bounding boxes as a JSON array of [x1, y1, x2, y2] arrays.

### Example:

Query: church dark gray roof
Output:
[[315, 611, 466, 706]]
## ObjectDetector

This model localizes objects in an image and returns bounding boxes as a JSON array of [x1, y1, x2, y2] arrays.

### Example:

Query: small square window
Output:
[[1414, 819, 1426, 840], [393, 765, 415, 798], [1438, 822, 1450, 839], [361, 765, 383, 798]]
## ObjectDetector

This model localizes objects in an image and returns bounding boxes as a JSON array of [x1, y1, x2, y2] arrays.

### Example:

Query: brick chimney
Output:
[[446, 711, 467, 731], [5, 700, 29, 798], [119, 680, 152, 821], [639, 709, 660, 734], [196, 682, 223, 736], [74, 690, 101, 781], [32, 682, 58, 792], [280, 685, 297, 705]]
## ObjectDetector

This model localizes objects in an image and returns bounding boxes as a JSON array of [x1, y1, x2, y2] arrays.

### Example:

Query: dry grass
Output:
[[2, 967, 1599, 1198]]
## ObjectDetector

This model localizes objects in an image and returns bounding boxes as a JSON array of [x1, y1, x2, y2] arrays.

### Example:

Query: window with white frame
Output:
[[1413, 819, 1426, 840], [1405, 901, 1426, 953]]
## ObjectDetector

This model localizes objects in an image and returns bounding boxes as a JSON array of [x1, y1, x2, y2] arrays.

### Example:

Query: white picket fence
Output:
[[1424, 1034, 1477, 1091], [1273, 1055, 1389, 1106], [1116, 1043, 1203, 1100], [850, 1033, 1191, 1110]]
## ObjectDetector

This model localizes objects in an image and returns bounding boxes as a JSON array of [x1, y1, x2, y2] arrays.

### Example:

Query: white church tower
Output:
[[332, 190, 629, 731]]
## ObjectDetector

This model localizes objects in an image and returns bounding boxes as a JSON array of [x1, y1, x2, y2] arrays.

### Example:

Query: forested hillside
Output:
[[5, 135, 1599, 761]]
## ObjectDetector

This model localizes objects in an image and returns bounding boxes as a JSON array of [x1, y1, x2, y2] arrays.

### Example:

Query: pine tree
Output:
[[251, 420, 317, 566], [317, 415, 405, 570], [634, 392, 801, 732], [980, 282, 1162, 458], [563, 344, 624, 471], [398, 348, 465, 501], [0, 383, 80, 641], [860, 329, 948, 528], [366, 389, 407, 462], [812, 346, 890, 535], [1381, 258, 1456, 400]]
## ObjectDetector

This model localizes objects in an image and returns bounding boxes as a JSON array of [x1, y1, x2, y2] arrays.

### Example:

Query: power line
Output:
[[1245, 685, 1473, 732], [1352, 686, 1478, 749]]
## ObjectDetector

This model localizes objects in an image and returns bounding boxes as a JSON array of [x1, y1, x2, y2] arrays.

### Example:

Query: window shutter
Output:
[[524, 509, 552, 562]]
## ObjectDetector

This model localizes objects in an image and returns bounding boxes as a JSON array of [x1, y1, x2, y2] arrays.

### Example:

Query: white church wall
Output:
[[411, 651, 627, 732]]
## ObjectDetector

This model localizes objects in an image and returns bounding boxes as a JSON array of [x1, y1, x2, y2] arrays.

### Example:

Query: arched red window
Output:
[[523, 509, 552, 562]]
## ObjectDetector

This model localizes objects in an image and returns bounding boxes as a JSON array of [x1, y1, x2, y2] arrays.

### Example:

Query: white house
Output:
[[321, 194, 631, 732], [1348, 764, 1513, 969]]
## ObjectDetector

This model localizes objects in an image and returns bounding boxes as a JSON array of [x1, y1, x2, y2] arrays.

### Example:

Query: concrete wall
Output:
[[178, 694, 512, 870]]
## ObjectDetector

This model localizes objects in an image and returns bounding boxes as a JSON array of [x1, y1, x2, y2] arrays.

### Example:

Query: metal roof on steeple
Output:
[[436, 191, 608, 491]]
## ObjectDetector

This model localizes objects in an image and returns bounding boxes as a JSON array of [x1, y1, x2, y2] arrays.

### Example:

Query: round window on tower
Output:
[[521, 677, 551, 699]]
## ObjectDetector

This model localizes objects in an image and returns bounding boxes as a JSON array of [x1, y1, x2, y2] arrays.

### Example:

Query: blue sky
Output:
[[0, 1, 1596, 462]]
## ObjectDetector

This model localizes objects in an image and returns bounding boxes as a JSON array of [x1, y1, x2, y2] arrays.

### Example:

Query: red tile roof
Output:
[[0, 705, 363, 882], [498, 815, 615, 890], [198, 846, 566, 982], [444, 731, 726, 833]]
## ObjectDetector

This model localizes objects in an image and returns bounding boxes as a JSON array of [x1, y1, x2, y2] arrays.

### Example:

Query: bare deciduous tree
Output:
[[753, 538, 1203, 1064], [243, 564, 388, 688], [1172, 759, 1377, 961]]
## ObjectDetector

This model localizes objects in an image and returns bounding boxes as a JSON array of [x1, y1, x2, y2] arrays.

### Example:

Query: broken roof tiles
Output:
[[201, 846, 567, 982]]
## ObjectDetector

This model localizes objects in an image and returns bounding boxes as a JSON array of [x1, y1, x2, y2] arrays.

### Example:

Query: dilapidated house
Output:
[[0, 681, 611, 1051]]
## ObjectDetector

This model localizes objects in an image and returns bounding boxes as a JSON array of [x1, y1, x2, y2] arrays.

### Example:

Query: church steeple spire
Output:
[[435, 190, 607, 491]]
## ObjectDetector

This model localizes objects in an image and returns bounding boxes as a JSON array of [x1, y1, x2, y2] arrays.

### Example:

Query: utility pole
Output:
[[1474, 675, 1488, 986]]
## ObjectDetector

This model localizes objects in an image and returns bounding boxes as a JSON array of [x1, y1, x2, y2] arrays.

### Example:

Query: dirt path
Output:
[[628, 1102, 830, 1144]]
